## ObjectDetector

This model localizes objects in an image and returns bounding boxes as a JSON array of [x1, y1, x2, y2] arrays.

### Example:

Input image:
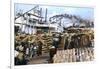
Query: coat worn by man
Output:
[[49, 46, 57, 63], [15, 51, 27, 65], [37, 41, 43, 56], [53, 33, 61, 49]]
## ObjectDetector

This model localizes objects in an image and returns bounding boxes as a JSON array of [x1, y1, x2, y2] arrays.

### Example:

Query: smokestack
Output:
[[40, 8, 42, 22], [45, 8, 47, 23]]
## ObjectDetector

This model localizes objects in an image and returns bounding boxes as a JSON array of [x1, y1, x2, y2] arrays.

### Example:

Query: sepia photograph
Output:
[[14, 3, 94, 65]]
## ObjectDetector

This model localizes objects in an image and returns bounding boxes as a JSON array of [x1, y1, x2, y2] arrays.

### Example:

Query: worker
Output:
[[37, 41, 42, 56]]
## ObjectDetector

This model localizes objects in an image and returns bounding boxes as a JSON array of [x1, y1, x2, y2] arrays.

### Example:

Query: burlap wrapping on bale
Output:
[[42, 34, 53, 53], [53, 47, 94, 63]]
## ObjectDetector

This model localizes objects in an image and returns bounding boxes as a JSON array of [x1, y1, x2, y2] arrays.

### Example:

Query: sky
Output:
[[15, 3, 94, 21]]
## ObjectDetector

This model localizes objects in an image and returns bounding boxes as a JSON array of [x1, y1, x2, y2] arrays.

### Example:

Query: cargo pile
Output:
[[53, 47, 94, 63], [15, 28, 94, 65], [42, 34, 53, 53]]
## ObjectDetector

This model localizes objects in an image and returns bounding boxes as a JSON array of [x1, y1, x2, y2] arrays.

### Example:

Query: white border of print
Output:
[[10, 0, 99, 69]]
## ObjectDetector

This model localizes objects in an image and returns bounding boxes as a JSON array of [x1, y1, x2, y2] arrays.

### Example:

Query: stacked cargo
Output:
[[42, 34, 53, 53], [46, 35, 53, 51], [53, 47, 94, 63]]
